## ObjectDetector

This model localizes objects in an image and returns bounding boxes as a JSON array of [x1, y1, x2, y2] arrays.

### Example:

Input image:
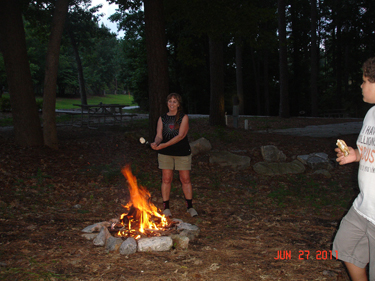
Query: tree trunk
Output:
[[278, 0, 290, 118], [310, 0, 318, 116], [251, 47, 261, 115], [0, 0, 43, 146], [208, 35, 225, 127], [144, 0, 169, 140], [43, 0, 70, 149], [235, 37, 244, 115], [333, 0, 342, 108], [69, 31, 88, 105], [263, 50, 270, 116]]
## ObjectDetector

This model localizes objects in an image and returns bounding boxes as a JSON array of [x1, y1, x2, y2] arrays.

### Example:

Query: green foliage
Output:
[[115, 10, 149, 111], [0, 96, 11, 111]]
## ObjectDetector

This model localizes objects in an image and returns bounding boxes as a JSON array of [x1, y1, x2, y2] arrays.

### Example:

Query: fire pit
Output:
[[81, 165, 200, 255]]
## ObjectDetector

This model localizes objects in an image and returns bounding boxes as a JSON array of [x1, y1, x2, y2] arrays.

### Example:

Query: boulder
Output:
[[312, 169, 331, 178], [93, 226, 112, 246], [297, 152, 333, 170], [81, 233, 98, 241], [253, 160, 305, 175], [105, 236, 123, 252], [261, 145, 287, 162], [137, 236, 173, 252], [169, 234, 190, 250], [82, 221, 111, 233], [209, 151, 250, 170], [119, 238, 137, 255], [190, 137, 212, 156]]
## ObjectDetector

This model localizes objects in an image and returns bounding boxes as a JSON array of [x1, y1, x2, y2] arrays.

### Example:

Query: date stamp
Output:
[[274, 250, 338, 260]]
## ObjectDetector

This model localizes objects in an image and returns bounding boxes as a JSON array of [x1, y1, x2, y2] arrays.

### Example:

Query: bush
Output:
[[0, 97, 11, 112], [36, 99, 43, 111]]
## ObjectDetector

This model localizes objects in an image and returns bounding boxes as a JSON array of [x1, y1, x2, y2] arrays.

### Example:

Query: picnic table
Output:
[[69, 103, 136, 129]]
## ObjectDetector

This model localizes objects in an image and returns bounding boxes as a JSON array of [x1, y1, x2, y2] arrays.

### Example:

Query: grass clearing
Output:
[[1, 93, 135, 110]]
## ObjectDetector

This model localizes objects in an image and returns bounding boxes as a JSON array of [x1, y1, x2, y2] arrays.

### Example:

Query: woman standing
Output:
[[151, 93, 197, 217]]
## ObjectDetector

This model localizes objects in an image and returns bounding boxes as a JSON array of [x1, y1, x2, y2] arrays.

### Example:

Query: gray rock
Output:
[[177, 222, 200, 231], [81, 233, 98, 240], [105, 236, 123, 252], [179, 229, 199, 241], [170, 234, 190, 249], [137, 236, 173, 252], [209, 151, 250, 170], [93, 226, 111, 246], [297, 152, 333, 170], [261, 145, 286, 162], [253, 160, 306, 175], [119, 238, 137, 255], [312, 169, 331, 178], [190, 137, 212, 156], [82, 221, 111, 233]]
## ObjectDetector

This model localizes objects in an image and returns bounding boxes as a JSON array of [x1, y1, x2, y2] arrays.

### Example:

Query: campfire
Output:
[[81, 165, 200, 254], [110, 165, 176, 239]]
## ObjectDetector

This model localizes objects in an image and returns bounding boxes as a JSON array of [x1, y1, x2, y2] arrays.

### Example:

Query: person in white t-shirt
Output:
[[333, 57, 375, 281]]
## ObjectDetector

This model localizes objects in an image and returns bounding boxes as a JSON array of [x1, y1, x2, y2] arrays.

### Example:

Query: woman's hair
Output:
[[363, 57, 375, 83], [166, 93, 183, 130]]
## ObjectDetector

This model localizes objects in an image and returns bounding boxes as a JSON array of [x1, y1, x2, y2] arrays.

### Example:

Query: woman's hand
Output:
[[151, 142, 166, 150], [335, 147, 358, 165]]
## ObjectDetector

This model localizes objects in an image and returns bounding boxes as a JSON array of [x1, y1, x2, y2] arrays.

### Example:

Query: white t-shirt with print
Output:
[[354, 105, 375, 224]]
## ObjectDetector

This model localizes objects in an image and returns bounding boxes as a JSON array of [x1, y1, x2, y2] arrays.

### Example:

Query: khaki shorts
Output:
[[332, 206, 375, 276], [158, 154, 192, 170]]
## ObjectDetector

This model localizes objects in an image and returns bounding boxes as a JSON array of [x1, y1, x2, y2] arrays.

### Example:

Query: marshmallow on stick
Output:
[[139, 137, 149, 145], [336, 139, 350, 157]]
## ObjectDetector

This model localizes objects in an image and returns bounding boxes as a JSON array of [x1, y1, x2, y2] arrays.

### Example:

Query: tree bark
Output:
[[144, 0, 169, 140], [263, 50, 270, 116], [235, 37, 244, 115], [0, 0, 43, 146], [69, 31, 88, 105], [250, 47, 261, 115], [278, 0, 290, 118], [310, 0, 318, 116], [43, 0, 70, 149], [208, 35, 225, 127]]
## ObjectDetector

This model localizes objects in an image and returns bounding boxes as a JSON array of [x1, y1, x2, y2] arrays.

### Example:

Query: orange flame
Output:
[[118, 165, 169, 239]]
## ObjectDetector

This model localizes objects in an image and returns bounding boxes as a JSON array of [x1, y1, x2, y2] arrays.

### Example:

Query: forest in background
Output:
[[0, 0, 375, 147], [0, 0, 374, 116]]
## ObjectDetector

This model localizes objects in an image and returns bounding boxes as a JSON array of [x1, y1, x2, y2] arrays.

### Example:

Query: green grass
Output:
[[55, 94, 135, 109], [1, 93, 136, 110]]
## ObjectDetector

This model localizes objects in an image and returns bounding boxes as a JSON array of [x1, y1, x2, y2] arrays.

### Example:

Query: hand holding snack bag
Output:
[[335, 140, 359, 165]]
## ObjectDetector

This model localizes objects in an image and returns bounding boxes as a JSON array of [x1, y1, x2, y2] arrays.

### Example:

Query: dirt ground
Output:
[[0, 116, 364, 280]]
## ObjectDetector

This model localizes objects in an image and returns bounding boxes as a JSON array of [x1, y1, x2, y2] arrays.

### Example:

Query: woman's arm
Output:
[[151, 117, 163, 150], [153, 115, 189, 150]]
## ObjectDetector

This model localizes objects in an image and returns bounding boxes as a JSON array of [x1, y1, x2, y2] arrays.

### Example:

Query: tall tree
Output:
[[144, 0, 169, 139], [66, 3, 102, 105], [310, 0, 318, 116], [0, 0, 43, 146], [235, 37, 244, 115], [43, 0, 70, 149], [278, 0, 289, 118], [208, 35, 225, 126]]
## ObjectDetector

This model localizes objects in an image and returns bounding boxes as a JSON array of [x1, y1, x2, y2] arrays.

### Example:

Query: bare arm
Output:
[[151, 117, 163, 150], [153, 115, 189, 151], [335, 147, 360, 165]]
